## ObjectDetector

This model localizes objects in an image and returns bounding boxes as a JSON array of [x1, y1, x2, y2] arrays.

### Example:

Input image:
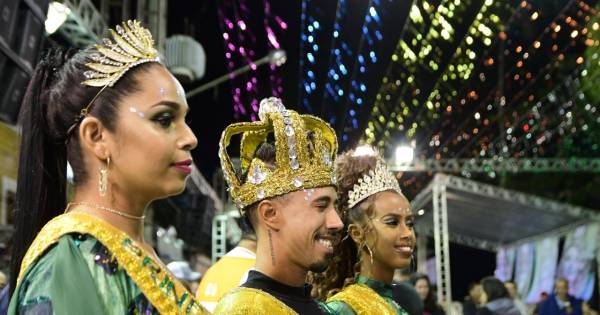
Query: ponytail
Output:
[[9, 48, 72, 294]]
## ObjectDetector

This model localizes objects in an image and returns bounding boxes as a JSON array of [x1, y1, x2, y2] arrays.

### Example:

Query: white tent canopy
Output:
[[411, 173, 600, 311]]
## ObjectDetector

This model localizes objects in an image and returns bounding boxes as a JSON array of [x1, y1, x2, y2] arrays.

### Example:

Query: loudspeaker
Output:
[[0, 0, 20, 46], [15, 9, 44, 69], [0, 64, 29, 124]]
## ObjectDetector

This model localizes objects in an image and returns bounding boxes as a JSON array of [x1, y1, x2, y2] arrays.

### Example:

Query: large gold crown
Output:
[[82, 20, 160, 88], [347, 154, 402, 209], [219, 97, 338, 212]]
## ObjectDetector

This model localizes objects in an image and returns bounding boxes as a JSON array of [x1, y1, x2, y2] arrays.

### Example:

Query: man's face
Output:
[[505, 282, 517, 299], [277, 186, 343, 273], [555, 279, 569, 298]]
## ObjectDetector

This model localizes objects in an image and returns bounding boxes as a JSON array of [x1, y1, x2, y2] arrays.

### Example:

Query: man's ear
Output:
[[256, 199, 282, 232], [79, 116, 110, 160]]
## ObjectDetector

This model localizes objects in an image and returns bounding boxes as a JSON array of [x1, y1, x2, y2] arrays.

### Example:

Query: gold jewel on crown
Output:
[[82, 19, 160, 88], [219, 97, 338, 213], [347, 154, 402, 209]]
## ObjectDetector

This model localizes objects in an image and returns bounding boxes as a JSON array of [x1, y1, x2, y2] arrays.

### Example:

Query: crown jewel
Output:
[[219, 97, 338, 213], [347, 156, 402, 208], [82, 20, 160, 88]]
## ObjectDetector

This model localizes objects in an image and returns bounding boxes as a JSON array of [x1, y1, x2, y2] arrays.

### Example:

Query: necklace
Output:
[[67, 202, 146, 220]]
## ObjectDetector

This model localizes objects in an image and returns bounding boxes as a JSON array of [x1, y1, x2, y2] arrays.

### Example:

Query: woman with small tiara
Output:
[[8, 20, 207, 314], [313, 145, 416, 314]]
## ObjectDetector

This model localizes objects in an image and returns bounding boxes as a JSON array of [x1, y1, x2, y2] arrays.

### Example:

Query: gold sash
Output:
[[213, 287, 298, 315], [17, 212, 207, 315], [327, 284, 398, 315]]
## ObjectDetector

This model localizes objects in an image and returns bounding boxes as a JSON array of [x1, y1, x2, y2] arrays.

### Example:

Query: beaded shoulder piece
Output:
[[17, 212, 207, 315]]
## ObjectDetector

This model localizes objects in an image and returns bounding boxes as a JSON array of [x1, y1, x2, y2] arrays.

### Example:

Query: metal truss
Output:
[[211, 214, 228, 264], [388, 158, 600, 173], [432, 178, 453, 311], [442, 174, 600, 221], [416, 225, 500, 252], [60, 0, 108, 47]]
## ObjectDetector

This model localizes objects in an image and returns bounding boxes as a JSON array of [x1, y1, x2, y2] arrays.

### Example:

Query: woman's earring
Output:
[[410, 255, 416, 273], [99, 156, 110, 197], [365, 244, 374, 265]]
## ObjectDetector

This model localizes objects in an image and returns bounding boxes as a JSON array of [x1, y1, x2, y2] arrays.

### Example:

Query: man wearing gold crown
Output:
[[213, 97, 344, 314]]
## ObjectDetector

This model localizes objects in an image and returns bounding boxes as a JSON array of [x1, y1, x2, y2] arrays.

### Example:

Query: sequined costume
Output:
[[326, 276, 410, 315], [8, 212, 207, 314], [214, 270, 333, 314]]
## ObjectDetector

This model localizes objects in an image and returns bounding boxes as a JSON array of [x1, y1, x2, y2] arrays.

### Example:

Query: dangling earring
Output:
[[410, 255, 416, 273], [365, 244, 374, 265], [99, 156, 110, 197]]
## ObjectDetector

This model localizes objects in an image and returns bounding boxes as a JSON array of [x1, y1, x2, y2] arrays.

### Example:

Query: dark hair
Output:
[[240, 131, 317, 228], [312, 150, 382, 300], [10, 46, 158, 293], [481, 276, 510, 302], [410, 273, 440, 312]]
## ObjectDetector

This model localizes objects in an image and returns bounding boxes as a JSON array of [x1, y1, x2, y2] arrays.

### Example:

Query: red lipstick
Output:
[[173, 159, 193, 174]]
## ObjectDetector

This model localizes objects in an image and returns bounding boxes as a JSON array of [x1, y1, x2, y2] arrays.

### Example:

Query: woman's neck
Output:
[[70, 186, 148, 243], [359, 253, 394, 285]]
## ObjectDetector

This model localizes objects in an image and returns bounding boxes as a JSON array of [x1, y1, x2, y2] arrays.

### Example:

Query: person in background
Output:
[[411, 273, 446, 315], [477, 277, 521, 315], [505, 280, 529, 315], [196, 219, 257, 312], [539, 278, 582, 315], [393, 269, 425, 315], [167, 261, 202, 295], [463, 282, 483, 315], [582, 300, 599, 315], [0, 271, 6, 289]]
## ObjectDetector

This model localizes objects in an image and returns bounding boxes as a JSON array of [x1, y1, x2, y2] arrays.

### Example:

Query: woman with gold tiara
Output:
[[313, 146, 416, 315], [8, 20, 207, 314]]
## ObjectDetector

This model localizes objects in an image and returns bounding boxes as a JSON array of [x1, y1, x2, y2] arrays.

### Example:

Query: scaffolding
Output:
[[389, 158, 600, 173], [412, 173, 600, 311]]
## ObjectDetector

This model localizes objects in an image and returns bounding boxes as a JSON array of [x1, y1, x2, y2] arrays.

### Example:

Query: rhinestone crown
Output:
[[219, 97, 338, 213]]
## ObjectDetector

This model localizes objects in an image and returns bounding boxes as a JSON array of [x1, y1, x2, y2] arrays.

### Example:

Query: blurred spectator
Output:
[[539, 278, 582, 315], [477, 276, 521, 315], [583, 301, 598, 315], [166, 261, 202, 295], [534, 292, 550, 315], [393, 270, 424, 315], [505, 280, 528, 315], [410, 273, 445, 315], [464, 282, 483, 315], [196, 224, 257, 312], [0, 271, 6, 289]]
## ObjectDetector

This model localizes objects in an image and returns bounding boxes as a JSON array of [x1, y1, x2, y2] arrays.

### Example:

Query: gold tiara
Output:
[[67, 20, 160, 138], [82, 19, 160, 88], [219, 97, 338, 213], [347, 156, 402, 209]]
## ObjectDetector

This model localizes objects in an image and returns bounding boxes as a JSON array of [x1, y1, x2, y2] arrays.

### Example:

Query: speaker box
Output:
[[15, 9, 44, 69], [0, 64, 29, 124], [23, 0, 49, 21], [0, 0, 20, 46]]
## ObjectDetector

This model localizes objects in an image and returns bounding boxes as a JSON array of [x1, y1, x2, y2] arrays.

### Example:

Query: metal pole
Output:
[[432, 176, 444, 304], [186, 55, 271, 99], [416, 233, 427, 273]]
